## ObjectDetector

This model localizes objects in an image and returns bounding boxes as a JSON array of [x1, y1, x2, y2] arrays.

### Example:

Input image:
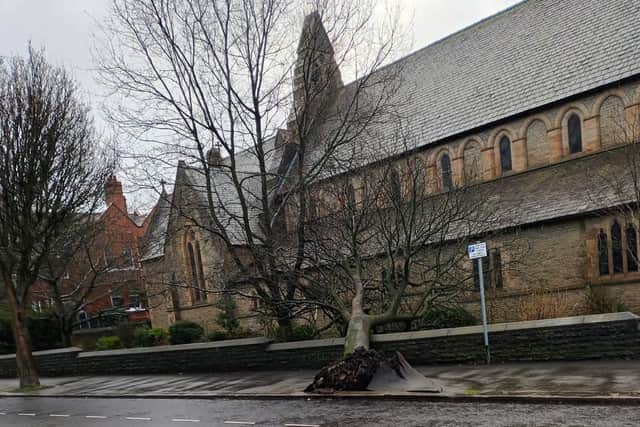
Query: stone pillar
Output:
[[583, 116, 601, 153], [453, 156, 464, 186], [481, 147, 495, 181], [548, 128, 563, 162], [427, 164, 438, 193], [512, 138, 528, 172], [625, 104, 640, 143]]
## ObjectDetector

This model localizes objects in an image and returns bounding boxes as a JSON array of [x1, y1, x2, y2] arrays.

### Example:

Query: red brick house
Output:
[[30, 175, 151, 329]]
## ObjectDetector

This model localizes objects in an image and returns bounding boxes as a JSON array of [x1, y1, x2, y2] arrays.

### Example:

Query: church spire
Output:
[[289, 11, 343, 138]]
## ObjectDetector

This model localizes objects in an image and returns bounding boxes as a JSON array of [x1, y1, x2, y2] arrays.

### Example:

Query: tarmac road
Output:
[[0, 397, 638, 426]]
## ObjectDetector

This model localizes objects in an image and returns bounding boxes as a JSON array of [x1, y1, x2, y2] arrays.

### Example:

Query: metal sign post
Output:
[[468, 242, 491, 365]]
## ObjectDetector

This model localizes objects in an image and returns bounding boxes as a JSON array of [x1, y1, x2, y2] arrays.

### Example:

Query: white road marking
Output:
[[0, 412, 6, 415], [126, 417, 152, 421], [86, 415, 108, 419], [50, 414, 71, 417], [284, 424, 321, 427], [172, 419, 201, 423], [18, 413, 36, 416], [224, 422, 256, 425]]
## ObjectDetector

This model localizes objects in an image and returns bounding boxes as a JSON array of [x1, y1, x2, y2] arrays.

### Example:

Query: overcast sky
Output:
[[0, 0, 522, 208]]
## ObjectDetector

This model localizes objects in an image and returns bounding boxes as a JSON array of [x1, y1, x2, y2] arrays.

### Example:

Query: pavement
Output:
[[1, 360, 640, 404]]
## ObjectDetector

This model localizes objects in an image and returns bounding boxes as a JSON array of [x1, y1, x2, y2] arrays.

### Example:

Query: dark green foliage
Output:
[[0, 305, 14, 354], [417, 306, 477, 330], [290, 324, 318, 341], [215, 294, 240, 335], [95, 336, 123, 351], [168, 320, 204, 345], [207, 330, 228, 342], [0, 304, 62, 354], [133, 327, 169, 347], [28, 316, 62, 351]]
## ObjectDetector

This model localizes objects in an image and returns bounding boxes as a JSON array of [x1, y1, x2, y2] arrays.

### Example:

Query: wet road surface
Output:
[[0, 397, 637, 426]]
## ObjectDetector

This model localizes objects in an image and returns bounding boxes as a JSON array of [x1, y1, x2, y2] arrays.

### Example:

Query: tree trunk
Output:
[[5, 280, 40, 388], [343, 264, 373, 355], [277, 312, 294, 341], [60, 317, 72, 348], [344, 314, 372, 355]]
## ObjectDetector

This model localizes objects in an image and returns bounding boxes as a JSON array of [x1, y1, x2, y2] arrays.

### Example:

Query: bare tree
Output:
[[96, 0, 406, 338], [0, 47, 110, 387], [35, 218, 142, 347], [300, 128, 503, 354]]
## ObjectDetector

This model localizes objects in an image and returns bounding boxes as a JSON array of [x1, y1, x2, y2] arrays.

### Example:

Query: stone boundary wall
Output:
[[0, 313, 638, 377]]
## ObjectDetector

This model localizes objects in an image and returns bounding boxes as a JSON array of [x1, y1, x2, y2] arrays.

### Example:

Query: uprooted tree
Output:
[[96, 0, 407, 338], [0, 47, 110, 387], [302, 129, 505, 356]]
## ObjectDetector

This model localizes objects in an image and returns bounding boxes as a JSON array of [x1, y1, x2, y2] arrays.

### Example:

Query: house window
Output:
[[121, 247, 134, 269], [499, 136, 512, 173], [440, 153, 453, 192], [110, 289, 124, 308], [612, 221, 623, 274], [627, 224, 638, 272], [568, 114, 583, 154], [598, 229, 609, 276], [473, 249, 503, 289], [128, 290, 142, 308]]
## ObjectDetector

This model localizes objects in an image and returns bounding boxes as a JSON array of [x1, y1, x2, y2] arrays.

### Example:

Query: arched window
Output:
[[568, 114, 583, 154], [195, 241, 207, 298], [187, 242, 201, 302], [598, 229, 609, 276], [627, 224, 638, 272], [499, 136, 512, 173], [612, 221, 623, 274], [440, 153, 453, 191]]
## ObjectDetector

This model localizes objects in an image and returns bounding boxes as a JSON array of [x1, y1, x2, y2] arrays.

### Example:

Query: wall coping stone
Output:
[[371, 312, 638, 343], [78, 337, 271, 358], [0, 347, 83, 361], [268, 337, 346, 351]]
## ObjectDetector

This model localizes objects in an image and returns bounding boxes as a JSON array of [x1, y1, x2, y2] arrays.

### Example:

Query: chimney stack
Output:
[[207, 146, 222, 166], [105, 175, 128, 213]]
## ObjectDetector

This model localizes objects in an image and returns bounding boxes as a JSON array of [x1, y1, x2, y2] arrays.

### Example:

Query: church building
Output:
[[141, 0, 640, 332]]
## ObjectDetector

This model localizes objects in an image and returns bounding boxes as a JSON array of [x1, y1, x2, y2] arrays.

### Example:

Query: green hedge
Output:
[[133, 327, 169, 347], [168, 321, 204, 345], [95, 336, 123, 351]]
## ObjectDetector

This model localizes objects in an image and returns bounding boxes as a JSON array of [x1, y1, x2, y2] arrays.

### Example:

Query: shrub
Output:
[[134, 327, 169, 347], [290, 324, 318, 341], [418, 306, 477, 330], [169, 320, 204, 345], [514, 288, 575, 321], [215, 294, 240, 335], [584, 286, 627, 314], [207, 330, 228, 342], [95, 336, 123, 351]]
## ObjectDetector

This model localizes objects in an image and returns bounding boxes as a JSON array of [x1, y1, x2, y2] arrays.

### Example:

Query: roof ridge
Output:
[[339, 0, 529, 88]]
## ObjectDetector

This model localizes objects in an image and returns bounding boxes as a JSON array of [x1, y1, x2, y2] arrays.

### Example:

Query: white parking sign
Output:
[[468, 242, 487, 259]]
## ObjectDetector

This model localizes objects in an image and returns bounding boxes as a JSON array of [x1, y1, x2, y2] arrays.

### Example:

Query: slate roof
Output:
[[139, 192, 172, 262], [181, 138, 285, 245], [306, 0, 640, 175]]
